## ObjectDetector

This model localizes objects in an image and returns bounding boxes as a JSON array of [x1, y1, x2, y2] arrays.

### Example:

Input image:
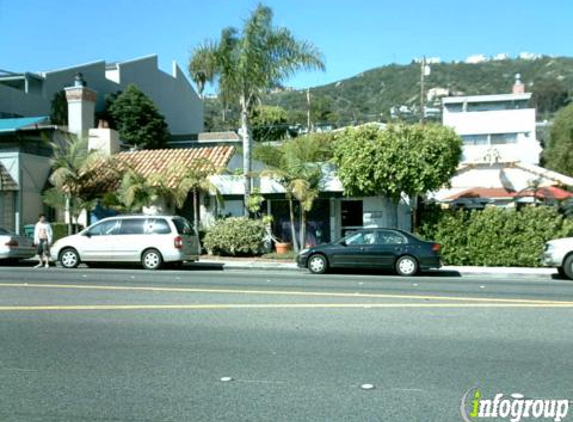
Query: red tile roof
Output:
[[516, 186, 573, 201], [447, 187, 515, 200], [91, 145, 235, 192]]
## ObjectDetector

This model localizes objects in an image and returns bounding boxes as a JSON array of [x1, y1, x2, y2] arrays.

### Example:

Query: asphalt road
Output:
[[1, 265, 573, 422]]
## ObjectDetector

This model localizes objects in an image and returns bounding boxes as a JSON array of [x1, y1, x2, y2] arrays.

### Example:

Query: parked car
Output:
[[543, 237, 573, 279], [0, 227, 36, 262], [51, 215, 199, 270], [296, 228, 441, 276]]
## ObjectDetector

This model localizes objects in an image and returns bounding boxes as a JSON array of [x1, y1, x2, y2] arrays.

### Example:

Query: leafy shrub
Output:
[[417, 206, 573, 267], [203, 217, 267, 256], [52, 223, 69, 243]]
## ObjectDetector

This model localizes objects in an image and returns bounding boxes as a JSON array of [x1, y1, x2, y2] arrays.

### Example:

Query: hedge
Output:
[[417, 206, 573, 267], [203, 217, 267, 256]]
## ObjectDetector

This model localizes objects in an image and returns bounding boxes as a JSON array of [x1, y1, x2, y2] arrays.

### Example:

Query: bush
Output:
[[203, 217, 267, 256], [417, 206, 573, 267]]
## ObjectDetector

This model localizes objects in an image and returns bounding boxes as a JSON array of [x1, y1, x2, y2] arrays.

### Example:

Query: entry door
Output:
[[79, 220, 119, 261]]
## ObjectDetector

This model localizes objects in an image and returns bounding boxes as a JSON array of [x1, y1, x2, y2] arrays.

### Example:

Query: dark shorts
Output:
[[37, 239, 50, 255]]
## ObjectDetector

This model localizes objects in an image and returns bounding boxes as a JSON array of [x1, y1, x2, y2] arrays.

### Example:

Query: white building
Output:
[[0, 55, 203, 135], [442, 76, 541, 165], [434, 76, 573, 208]]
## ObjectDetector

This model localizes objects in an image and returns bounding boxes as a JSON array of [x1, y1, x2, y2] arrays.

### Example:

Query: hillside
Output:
[[205, 56, 573, 129]]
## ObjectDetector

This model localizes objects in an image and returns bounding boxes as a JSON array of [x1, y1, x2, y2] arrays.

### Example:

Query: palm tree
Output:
[[255, 136, 327, 252], [188, 4, 324, 215], [48, 134, 108, 234], [166, 159, 224, 232]]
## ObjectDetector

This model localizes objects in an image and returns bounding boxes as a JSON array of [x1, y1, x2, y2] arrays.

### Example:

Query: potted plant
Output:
[[263, 215, 291, 254]]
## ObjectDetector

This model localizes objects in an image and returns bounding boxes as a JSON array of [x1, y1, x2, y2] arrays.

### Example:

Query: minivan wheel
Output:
[[60, 248, 80, 269], [395, 255, 418, 276], [308, 254, 328, 274], [142, 249, 163, 270]]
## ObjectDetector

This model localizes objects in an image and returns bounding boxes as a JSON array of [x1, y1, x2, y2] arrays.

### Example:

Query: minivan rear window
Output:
[[172, 217, 194, 236]]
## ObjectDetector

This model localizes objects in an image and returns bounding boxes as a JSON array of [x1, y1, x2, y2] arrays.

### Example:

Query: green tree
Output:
[[332, 124, 463, 227], [531, 78, 570, 119], [50, 90, 68, 125], [543, 103, 573, 176], [47, 134, 108, 234], [188, 3, 324, 215], [108, 84, 170, 149], [250, 105, 289, 142]]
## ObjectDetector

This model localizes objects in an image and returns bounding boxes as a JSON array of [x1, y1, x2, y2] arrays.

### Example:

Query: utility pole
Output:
[[306, 87, 311, 133], [420, 56, 425, 124], [419, 56, 431, 124]]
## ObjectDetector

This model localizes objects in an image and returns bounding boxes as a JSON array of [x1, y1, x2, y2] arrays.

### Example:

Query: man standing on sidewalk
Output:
[[34, 214, 53, 268]]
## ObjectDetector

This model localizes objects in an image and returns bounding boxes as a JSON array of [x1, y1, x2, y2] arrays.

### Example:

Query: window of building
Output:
[[491, 133, 518, 145], [462, 135, 488, 145]]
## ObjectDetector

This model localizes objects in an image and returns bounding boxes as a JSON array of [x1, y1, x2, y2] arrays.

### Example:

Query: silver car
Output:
[[51, 215, 199, 270], [0, 227, 36, 261], [543, 237, 573, 279]]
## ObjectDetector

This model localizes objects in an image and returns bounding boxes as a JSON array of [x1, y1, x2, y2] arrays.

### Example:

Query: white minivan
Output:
[[51, 215, 199, 270]]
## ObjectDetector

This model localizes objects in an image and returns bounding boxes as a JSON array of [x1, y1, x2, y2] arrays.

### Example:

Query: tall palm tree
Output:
[[48, 134, 107, 234], [188, 4, 324, 215]]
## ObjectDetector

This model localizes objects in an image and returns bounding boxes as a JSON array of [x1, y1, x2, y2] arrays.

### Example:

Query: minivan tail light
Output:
[[174, 236, 183, 249], [432, 243, 440, 252], [5, 240, 18, 247]]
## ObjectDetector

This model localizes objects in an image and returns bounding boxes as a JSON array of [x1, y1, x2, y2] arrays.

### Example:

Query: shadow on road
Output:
[[324, 268, 462, 278]]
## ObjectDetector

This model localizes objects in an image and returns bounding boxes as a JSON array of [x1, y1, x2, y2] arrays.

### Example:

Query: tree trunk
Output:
[[193, 189, 199, 233], [65, 194, 72, 235], [193, 189, 201, 255], [288, 197, 299, 253], [300, 209, 307, 250], [240, 96, 251, 217]]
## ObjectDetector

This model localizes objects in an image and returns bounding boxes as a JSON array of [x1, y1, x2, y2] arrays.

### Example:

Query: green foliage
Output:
[[50, 90, 68, 126], [206, 56, 573, 127], [543, 103, 573, 176], [51, 223, 71, 243], [250, 105, 289, 142], [530, 78, 570, 119], [203, 217, 267, 256], [107, 84, 170, 149], [332, 123, 462, 201], [246, 188, 265, 215], [417, 206, 573, 267]]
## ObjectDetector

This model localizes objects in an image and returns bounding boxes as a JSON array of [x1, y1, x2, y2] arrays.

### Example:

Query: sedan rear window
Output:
[[172, 218, 194, 236]]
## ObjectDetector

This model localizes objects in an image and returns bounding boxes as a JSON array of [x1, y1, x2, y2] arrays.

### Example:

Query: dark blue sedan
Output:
[[296, 228, 441, 276]]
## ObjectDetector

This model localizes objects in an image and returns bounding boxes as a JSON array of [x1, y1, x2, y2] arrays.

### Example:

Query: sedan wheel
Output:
[[563, 255, 573, 280], [308, 254, 327, 274], [142, 249, 163, 270], [395, 255, 418, 276], [60, 248, 80, 269]]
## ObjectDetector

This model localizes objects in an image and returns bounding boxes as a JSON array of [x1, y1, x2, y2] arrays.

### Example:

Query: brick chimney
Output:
[[65, 73, 97, 137], [512, 73, 525, 94]]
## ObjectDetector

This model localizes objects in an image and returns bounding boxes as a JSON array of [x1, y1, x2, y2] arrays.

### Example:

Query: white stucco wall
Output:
[[443, 104, 540, 164]]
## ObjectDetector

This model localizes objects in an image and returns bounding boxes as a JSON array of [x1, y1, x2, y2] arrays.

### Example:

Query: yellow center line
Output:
[[0, 303, 573, 311], [0, 282, 571, 305]]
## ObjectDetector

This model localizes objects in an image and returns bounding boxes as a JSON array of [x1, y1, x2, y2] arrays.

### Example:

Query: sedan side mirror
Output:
[[83, 232, 91, 238], [339, 240, 347, 247]]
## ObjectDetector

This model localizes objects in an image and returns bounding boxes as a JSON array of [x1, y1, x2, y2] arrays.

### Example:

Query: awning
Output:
[[0, 116, 50, 134]]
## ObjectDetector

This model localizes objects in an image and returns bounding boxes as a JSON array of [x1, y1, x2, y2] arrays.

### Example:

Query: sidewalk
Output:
[[199, 255, 559, 278]]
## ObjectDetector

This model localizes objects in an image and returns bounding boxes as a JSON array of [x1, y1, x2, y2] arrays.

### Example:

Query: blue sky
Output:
[[1, 0, 572, 92]]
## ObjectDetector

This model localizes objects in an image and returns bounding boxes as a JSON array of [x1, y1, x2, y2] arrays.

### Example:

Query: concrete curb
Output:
[[200, 259, 559, 278]]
